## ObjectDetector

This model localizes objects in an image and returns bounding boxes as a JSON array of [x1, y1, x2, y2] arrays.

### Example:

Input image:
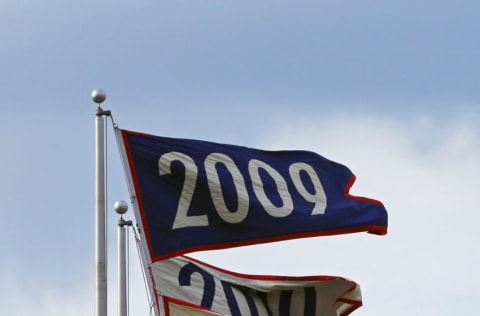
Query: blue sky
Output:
[[1, 1, 479, 315]]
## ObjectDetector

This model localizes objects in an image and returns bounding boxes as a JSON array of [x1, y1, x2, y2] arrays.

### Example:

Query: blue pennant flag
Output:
[[118, 129, 388, 260]]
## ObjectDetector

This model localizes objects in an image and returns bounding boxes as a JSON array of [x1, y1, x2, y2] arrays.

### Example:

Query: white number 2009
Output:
[[158, 152, 327, 229]]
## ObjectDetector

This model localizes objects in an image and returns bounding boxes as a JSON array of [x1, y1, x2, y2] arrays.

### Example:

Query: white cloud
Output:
[[0, 263, 91, 316], [0, 237, 155, 316], [193, 113, 480, 315]]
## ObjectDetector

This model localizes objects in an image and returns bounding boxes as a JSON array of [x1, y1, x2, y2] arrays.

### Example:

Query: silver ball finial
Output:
[[114, 200, 128, 215], [91, 89, 107, 104]]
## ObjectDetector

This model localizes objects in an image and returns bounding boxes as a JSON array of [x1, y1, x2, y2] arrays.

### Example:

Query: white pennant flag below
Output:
[[152, 256, 362, 316]]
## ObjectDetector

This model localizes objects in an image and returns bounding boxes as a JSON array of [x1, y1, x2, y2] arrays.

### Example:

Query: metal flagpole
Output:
[[114, 200, 132, 316], [92, 89, 111, 316]]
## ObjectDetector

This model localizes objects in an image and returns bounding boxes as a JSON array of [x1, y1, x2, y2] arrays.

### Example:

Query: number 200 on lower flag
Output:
[[118, 129, 388, 260]]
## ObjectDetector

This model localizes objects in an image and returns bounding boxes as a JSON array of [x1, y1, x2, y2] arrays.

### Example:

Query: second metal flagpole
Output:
[[115, 200, 132, 316]]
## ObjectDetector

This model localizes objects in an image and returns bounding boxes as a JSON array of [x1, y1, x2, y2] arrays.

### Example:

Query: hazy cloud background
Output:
[[1, 1, 479, 315]]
